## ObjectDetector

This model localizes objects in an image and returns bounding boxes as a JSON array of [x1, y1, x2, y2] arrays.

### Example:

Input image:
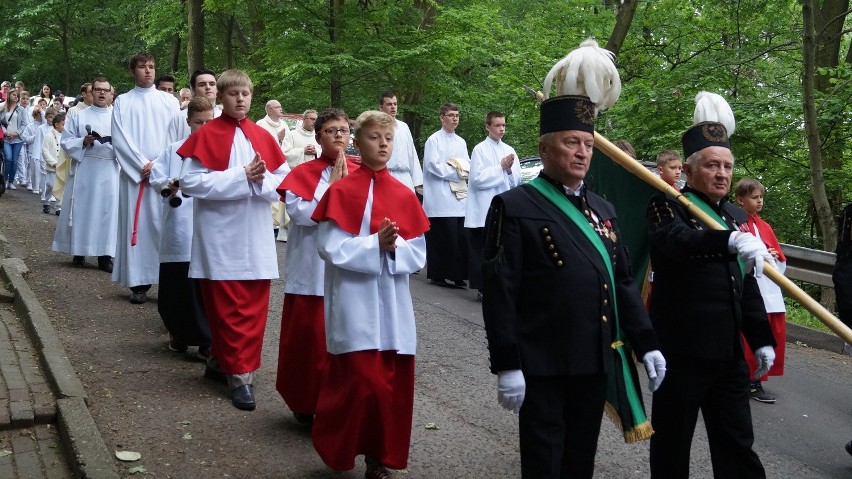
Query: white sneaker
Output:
[[8, 183, 17, 190], [32, 190, 39, 194]]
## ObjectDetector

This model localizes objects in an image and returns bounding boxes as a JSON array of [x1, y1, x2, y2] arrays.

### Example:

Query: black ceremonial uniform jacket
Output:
[[482, 174, 659, 376], [646, 186, 775, 360]]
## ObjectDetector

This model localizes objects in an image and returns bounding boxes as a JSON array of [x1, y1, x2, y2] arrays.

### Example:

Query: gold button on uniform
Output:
[[552, 253, 559, 258], [545, 236, 552, 242], [603, 299, 608, 305], [603, 284, 609, 290], [556, 260, 563, 267], [601, 315, 608, 323], [543, 228, 549, 234], [548, 245, 555, 250]]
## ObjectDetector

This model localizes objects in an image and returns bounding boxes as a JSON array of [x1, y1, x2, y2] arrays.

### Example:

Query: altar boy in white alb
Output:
[[112, 52, 181, 304], [464, 111, 521, 295], [310, 111, 429, 479], [178, 69, 290, 412], [53, 77, 120, 273]]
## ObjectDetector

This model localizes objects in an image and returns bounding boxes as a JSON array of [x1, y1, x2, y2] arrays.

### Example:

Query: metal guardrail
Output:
[[780, 243, 835, 288]]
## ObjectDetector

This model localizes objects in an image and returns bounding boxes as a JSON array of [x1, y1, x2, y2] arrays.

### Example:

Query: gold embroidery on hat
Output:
[[575, 101, 595, 125], [701, 124, 728, 142]]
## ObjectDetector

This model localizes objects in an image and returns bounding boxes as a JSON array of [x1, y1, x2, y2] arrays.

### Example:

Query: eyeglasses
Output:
[[323, 127, 349, 136], [92, 88, 110, 93]]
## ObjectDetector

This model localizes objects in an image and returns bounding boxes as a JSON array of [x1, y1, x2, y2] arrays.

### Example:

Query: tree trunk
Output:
[[171, 33, 181, 74], [224, 15, 235, 69], [186, 0, 204, 77], [328, 0, 342, 106], [802, 0, 838, 310], [605, 0, 639, 57], [60, 21, 71, 93]]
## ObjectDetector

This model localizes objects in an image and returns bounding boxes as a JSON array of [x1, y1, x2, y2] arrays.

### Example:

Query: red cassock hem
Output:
[[276, 294, 328, 414], [743, 312, 786, 379], [198, 279, 270, 374], [312, 350, 415, 471]]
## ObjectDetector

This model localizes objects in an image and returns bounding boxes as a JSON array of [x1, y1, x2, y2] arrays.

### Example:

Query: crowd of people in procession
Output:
[[0, 38, 845, 479]]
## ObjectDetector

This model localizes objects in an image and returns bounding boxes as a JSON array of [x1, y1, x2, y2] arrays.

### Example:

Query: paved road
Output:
[[0, 188, 850, 478]]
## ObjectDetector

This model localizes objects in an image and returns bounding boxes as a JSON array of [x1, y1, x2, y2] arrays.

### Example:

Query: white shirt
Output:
[[750, 227, 787, 313], [464, 137, 521, 228], [283, 167, 332, 295], [386, 119, 423, 191], [180, 128, 289, 280], [150, 140, 194, 263], [422, 129, 468, 217], [318, 184, 426, 355], [257, 115, 288, 146]]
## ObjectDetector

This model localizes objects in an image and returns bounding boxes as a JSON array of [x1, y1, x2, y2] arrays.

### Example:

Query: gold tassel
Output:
[[604, 402, 655, 443]]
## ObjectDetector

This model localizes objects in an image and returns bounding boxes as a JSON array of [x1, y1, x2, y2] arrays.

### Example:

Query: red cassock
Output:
[[176, 115, 286, 375], [309, 166, 429, 470], [274, 154, 360, 415]]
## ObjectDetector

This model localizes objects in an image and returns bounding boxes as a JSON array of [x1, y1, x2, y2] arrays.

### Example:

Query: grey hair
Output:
[[685, 149, 736, 166]]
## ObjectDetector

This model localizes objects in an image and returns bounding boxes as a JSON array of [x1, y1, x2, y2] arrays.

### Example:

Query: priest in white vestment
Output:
[[281, 109, 321, 168], [379, 92, 423, 193], [53, 79, 119, 273]]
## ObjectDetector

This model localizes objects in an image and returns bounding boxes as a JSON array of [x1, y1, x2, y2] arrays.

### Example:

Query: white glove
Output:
[[753, 346, 775, 379], [642, 350, 667, 392], [497, 369, 526, 414], [732, 233, 774, 278]]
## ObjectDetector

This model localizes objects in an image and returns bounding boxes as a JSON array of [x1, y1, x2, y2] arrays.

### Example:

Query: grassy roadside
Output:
[[785, 298, 833, 334]]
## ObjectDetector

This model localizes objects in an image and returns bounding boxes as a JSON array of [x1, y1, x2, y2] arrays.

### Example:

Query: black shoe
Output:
[[72, 256, 84, 266], [230, 384, 256, 411], [55, 208, 61, 216], [129, 291, 147, 304], [168, 334, 188, 353], [429, 279, 455, 288], [97, 256, 113, 273], [293, 412, 314, 425], [748, 384, 776, 404], [365, 465, 392, 479], [454, 280, 467, 288], [42, 205, 50, 214], [845, 440, 852, 456], [203, 365, 227, 384], [197, 346, 211, 362]]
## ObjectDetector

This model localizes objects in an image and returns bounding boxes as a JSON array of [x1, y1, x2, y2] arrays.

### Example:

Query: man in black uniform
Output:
[[832, 202, 852, 455], [646, 95, 777, 478], [481, 93, 667, 479]]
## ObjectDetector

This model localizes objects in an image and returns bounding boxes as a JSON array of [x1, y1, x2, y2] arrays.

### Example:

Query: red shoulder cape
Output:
[[176, 115, 286, 172], [277, 154, 360, 201], [312, 166, 430, 240]]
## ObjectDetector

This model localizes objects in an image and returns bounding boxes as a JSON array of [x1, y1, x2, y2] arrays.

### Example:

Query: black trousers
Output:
[[425, 216, 468, 282], [158, 262, 211, 347], [519, 374, 607, 479], [466, 227, 484, 290], [650, 355, 765, 479]]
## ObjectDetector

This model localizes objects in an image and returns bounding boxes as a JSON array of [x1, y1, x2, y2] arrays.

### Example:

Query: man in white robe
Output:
[[379, 92, 423, 194], [281, 109, 320, 168], [167, 68, 221, 142], [53, 78, 119, 273], [422, 102, 469, 288], [464, 111, 521, 296], [112, 52, 181, 304]]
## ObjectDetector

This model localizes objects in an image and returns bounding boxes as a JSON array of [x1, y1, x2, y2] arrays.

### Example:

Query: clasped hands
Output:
[[244, 153, 267, 182]]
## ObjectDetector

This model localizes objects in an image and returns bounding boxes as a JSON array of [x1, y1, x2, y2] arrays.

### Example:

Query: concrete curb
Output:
[[786, 322, 849, 354], [1, 258, 119, 479]]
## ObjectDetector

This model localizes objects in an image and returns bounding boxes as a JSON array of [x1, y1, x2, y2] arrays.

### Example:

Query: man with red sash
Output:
[[481, 93, 666, 478], [646, 92, 776, 478], [177, 69, 289, 411], [275, 108, 359, 423]]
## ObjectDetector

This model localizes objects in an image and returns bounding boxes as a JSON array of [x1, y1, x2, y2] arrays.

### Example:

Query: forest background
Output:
[[1, 0, 850, 313]]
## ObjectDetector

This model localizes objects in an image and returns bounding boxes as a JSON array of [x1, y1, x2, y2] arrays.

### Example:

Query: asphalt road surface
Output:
[[0, 188, 850, 478]]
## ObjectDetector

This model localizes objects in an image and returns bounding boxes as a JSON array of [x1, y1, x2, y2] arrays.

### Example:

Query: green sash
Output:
[[683, 192, 746, 280], [529, 177, 652, 442]]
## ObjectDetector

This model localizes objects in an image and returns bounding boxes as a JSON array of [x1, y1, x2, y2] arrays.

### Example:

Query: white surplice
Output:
[[179, 128, 289, 280], [111, 86, 180, 287], [167, 105, 222, 143], [422, 129, 468, 217], [52, 106, 120, 257], [283, 167, 331, 295], [150, 140, 193, 263], [317, 185, 426, 355], [464, 137, 521, 228], [386, 119, 423, 191]]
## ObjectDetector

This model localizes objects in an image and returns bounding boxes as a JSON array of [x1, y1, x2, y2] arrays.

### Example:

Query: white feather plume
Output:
[[542, 39, 621, 112], [692, 91, 735, 136]]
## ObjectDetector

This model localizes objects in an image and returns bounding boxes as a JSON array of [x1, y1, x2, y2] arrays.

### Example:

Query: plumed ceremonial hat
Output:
[[682, 92, 736, 158], [539, 39, 621, 135]]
